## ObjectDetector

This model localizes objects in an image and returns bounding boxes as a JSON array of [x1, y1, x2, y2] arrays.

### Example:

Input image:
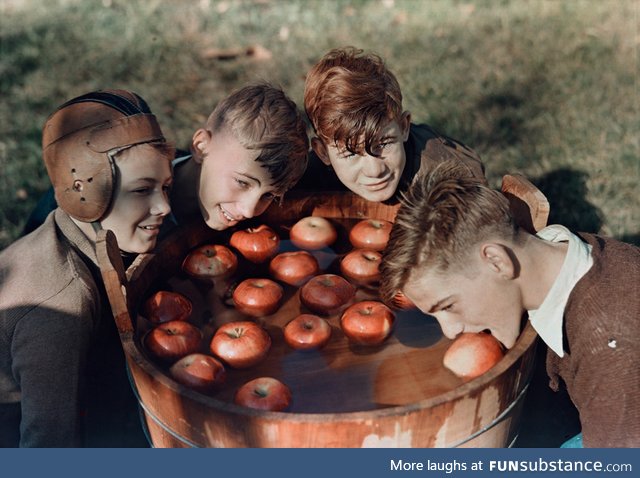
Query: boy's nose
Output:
[[151, 193, 171, 217], [237, 194, 262, 219], [436, 317, 464, 340], [361, 155, 387, 178]]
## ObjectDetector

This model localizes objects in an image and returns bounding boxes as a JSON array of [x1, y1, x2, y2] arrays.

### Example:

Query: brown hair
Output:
[[379, 161, 518, 304], [304, 47, 404, 156], [207, 83, 309, 194]]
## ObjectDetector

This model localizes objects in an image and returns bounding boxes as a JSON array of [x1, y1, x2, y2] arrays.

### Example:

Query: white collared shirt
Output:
[[527, 225, 594, 357]]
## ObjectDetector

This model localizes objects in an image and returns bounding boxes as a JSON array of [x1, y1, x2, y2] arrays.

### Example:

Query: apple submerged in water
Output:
[[283, 314, 332, 351], [340, 300, 395, 346], [142, 290, 193, 324], [289, 216, 337, 250], [443, 332, 505, 380], [144, 320, 203, 363], [230, 224, 280, 263], [339, 248, 382, 286], [169, 353, 226, 393], [182, 244, 238, 279], [299, 273, 355, 316], [232, 278, 284, 317], [234, 377, 292, 412], [348, 218, 393, 251], [269, 250, 320, 287], [209, 320, 271, 369]]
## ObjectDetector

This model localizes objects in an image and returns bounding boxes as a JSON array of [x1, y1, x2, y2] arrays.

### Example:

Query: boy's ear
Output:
[[311, 137, 332, 166], [479, 243, 516, 280], [191, 128, 212, 164], [400, 111, 411, 141]]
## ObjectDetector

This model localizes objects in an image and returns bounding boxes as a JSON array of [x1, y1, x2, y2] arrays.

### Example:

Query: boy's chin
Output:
[[356, 187, 395, 202]]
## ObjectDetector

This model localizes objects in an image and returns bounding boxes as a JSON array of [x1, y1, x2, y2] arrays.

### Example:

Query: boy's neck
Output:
[[171, 156, 201, 220], [519, 234, 569, 310]]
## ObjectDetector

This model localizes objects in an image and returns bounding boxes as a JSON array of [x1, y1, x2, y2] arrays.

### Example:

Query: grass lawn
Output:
[[1, 0, 638, 249]]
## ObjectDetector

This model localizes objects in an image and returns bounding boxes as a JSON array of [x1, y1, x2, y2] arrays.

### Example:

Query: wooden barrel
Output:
[[99, 187, 541, 448]]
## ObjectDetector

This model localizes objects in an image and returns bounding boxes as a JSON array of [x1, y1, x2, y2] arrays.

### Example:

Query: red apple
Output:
[[299, 273, 355, 316], [142, 290, 193, 324], [269, 251, 319, 286], [339, 249, 382, 285], [443, 332, 505, 380], [390, 290, 417, 310], [230, 224, 280, 263], [144, 320, 202, 363], [232, 278, 284, 317], [169, 353, 226, 392], [209, 320, 271, 368], [349, 219, 393, 251], [289, 216, 337, 250], [182, 244, 238, 279], [340, 300, 395, 346], [283, 314, 332, 350], [234, 377, 292, 412]]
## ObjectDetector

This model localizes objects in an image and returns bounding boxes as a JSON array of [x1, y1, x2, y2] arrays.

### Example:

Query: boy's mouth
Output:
[[219, 205, 238, 224]]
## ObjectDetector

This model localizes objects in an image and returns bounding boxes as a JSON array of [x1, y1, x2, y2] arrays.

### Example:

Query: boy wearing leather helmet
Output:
[[0, 90, 173, 447]]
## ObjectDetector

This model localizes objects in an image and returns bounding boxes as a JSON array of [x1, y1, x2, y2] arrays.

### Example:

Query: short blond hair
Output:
[[380, 161, 518, 303], [207, 83, 309, 194]]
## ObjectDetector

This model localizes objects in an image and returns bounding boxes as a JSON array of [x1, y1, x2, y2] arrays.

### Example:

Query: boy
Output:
[[0, 90, 174, 446], [379, 161, 640, 447], [298, 47, 485, 202], [23, 83, 309, 235], [168, 83, 309, 231]]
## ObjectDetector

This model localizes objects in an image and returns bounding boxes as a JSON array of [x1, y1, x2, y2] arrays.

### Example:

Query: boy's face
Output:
[[402, 254, 524, 349], [315, 115, 410, 202], [195, 128, 279, 231], [100, 145, 172, 254]]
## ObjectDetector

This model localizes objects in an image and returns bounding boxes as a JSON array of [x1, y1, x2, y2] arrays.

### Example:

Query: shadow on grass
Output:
[[532, 168, 604, 234]]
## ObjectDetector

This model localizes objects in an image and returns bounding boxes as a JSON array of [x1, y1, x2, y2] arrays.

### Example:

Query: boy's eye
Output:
[[261, 192, 277, 202], [235, 178, 250, 188], [132, 187, 151, 194]]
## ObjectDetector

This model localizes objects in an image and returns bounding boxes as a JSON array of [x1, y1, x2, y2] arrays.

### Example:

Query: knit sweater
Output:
[[0, 209, 134, 447], [546, 233, 640, 447]]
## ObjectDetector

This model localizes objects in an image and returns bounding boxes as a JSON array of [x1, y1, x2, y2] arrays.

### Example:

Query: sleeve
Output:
[[566, 293, 640, 447], [420, 128, 487, 183], [11, 293, 96, 447]]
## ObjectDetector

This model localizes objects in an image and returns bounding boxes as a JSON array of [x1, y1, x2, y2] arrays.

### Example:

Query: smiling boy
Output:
[[298, 47, 485, 201], [169, 83, 309, 231], [379, 161, 640, 447], [0, 90, 173, 446]]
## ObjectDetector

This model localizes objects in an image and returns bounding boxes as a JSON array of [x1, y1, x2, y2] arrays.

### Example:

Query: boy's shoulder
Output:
[[408, 122, 481, 162]]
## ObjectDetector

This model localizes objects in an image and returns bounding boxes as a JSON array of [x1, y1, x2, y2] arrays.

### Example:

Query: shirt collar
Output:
[[527, 225, 593, 357]]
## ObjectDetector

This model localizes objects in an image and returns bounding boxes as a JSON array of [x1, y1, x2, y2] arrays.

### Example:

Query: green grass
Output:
[[1, 0, 638, 249]]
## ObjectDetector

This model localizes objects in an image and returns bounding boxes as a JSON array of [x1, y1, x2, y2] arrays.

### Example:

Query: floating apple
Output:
[[269, 251, 320, 286], [339, 249, 382, 285], [443, 332, 505, 380], [209, 320, 271, 368], [234, 377, 292, 412], [232, 278, 283, 317], [230, 224, 280, 263], [283, 314, 332, 350], [340, 300, 395, 346], [289, 216, 337, 250], [142, 290, 193, 324], [299, 273, 355, 316], [144, 320, 202, 363], [348, 219, 393, 251], [182, 244, 238, 279], [169, 353, 226, 393]]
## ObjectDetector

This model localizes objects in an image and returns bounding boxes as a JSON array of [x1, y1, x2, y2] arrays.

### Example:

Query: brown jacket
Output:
[[546, 233, 640, 447]]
